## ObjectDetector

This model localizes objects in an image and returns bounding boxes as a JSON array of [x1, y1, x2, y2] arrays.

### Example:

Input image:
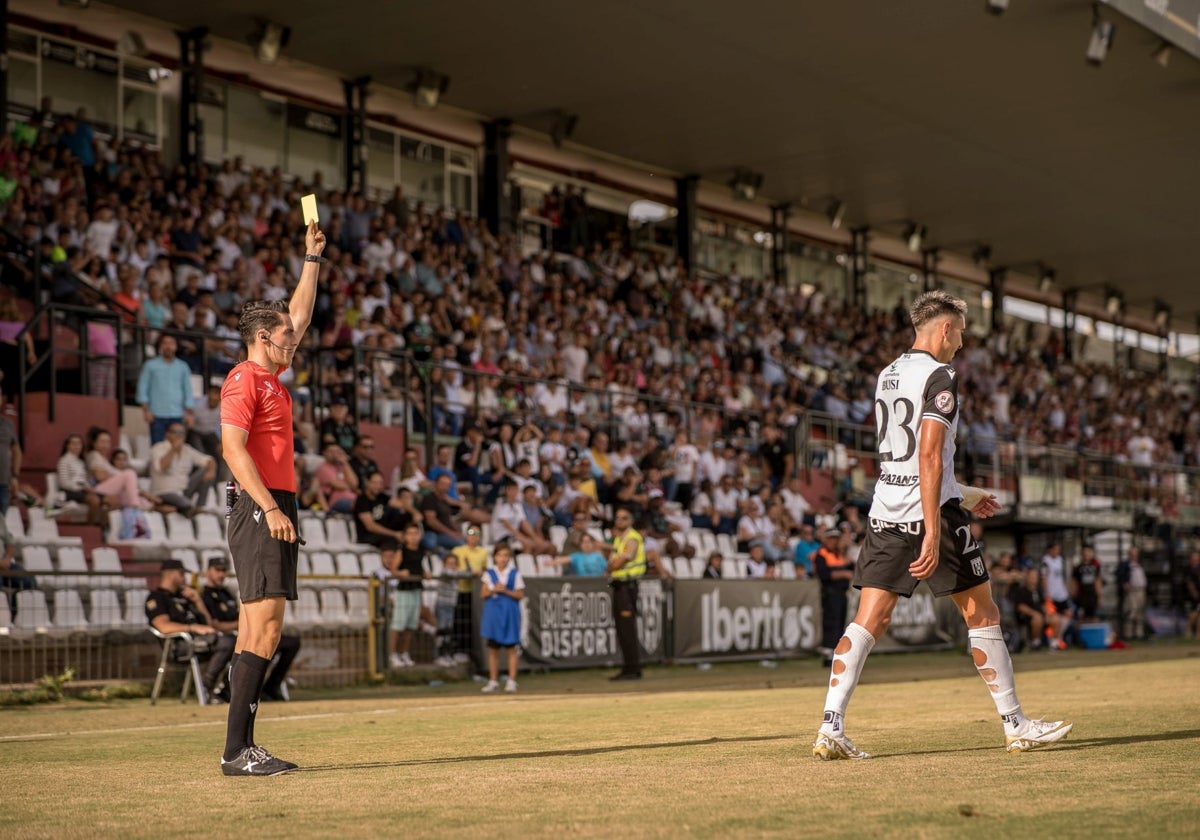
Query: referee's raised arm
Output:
[[289, 220, 326, 343]]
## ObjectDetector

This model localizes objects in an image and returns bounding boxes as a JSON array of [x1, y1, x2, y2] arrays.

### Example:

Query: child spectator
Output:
[[480, 543, 524, 694], [432, 553, 460, 667], [544, 532, 610, 576]]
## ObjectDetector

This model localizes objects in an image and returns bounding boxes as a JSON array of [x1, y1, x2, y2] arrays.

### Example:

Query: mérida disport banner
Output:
[[518, 577, 669, 669]]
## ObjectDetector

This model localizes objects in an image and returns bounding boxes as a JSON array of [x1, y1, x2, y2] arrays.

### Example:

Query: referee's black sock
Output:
[[223, 651, 269, 761]]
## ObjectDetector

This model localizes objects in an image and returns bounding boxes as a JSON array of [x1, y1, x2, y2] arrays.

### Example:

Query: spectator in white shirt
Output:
[[149, 422, 216, 515], [666, 430, 700, 507], [712, 473, 741, 536], [698, 441, 727, 486], [490, 481, 527, 546], [539, 425, 568, 484], [780, 474, 813, 531]]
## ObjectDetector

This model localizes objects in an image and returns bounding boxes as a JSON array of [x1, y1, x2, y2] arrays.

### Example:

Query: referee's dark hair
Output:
[[909, 290, 967, 329], [239, 300, 289, 344]]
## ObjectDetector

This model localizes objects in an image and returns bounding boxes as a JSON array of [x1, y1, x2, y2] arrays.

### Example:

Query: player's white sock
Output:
[[968, 624, 1028, 735], [819, 622, 875, 735]]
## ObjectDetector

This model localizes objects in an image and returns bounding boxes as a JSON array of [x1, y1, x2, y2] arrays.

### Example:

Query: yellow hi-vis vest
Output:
[[611, 528, 647, 580]]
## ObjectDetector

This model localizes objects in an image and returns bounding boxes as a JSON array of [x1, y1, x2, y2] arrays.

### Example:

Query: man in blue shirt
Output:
[[137, 334, 195, 444], [793, 523, 821, 579], [58, 112, 95, 167]]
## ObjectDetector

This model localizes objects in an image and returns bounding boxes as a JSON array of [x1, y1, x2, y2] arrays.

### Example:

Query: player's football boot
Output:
[[812, 730, 872, 760], [1005, 718, 1073, 753]]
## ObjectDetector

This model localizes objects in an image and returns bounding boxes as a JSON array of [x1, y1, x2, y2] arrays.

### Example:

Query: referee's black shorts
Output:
[[228, 489, 300, 602], [854, 501, 988, 598]]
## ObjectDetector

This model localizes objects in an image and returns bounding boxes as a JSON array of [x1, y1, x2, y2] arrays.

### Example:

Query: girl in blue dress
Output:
[[480, 543, 525, 693]]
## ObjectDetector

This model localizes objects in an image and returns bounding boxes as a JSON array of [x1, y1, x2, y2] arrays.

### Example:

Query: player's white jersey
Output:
[[868, 349, 962, 523]]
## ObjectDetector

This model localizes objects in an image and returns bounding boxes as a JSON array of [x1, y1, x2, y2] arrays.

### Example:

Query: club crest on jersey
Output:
[[934, 390, 955, 414]]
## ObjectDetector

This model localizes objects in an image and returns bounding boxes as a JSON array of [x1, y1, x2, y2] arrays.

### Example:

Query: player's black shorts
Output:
[[227, 488, 299, 602], [855, 501, 988, 598]]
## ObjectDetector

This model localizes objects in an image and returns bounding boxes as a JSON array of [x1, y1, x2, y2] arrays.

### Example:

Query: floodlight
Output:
[[414, 68, 450, 110], [827, 199, 846, 230], [1086, 18, 1115, 67], [730, 169, 764, 202], [253, 21, 291, 65], [903, 223, 926, 253]]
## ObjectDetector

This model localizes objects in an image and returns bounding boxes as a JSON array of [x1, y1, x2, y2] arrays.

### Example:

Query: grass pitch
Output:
[[2, 643, 1198, 839]]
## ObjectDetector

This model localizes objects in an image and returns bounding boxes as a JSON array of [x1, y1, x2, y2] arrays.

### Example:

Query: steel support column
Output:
[[850, 227, 870, 308], [0, 0, 9, 126], [481, 119, 512, 237], [922, 248, 940, 292], [675, 175, 699, 276], [770, 203, 789, 286], [988, 268, 1007, 334], [343, 76, 369, 193], [177, 28, 207, 179], [1061, 289, 1078, 361]]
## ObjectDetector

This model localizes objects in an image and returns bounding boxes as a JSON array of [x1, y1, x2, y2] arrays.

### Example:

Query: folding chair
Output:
[[148, 626, 210, 706]]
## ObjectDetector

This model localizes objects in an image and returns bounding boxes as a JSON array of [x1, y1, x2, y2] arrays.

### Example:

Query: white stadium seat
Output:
[[51, 589, 90, 632], [14, 590, 53, 634], [88, 589, 125, 629]]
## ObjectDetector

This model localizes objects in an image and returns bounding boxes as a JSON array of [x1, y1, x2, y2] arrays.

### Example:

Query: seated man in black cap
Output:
[[201, 556, 301, 701], [145, 559, 236, 702]]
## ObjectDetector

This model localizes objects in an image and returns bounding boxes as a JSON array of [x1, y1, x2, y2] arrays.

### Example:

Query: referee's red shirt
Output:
[[220, 361, 295, 492]]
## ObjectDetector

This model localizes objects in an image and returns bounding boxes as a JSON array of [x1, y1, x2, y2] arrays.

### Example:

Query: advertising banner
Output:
[[849, 587, 963, 652], [672, 579, 822, 661], [518, 577, 667, 669]]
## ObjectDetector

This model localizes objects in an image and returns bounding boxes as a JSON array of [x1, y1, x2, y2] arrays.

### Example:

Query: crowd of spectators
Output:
[[4, 107, 1200, 565]]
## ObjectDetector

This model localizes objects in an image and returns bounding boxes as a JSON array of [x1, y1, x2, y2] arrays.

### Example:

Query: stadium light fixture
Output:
[[1038, 265, 1056, 292], [1154, 300, 1171, 330], [985, 0, 1009, 16], [413, 68, 450, 110], [628, 199, 670, 225], [1151, 40, 1171, 68], [252, 20, 291, 65], [903, 222, 926, 253], [549, 110, 579, 148], [117, 30, 147, 57], [730, 169, 764, 202], [827, 199, 846, 230], [1105, 288, 1123, 316], [1086, 10, 1115, 67]]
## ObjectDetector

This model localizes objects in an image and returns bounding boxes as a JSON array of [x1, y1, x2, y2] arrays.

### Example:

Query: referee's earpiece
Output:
[[260, 333, 270, 343]]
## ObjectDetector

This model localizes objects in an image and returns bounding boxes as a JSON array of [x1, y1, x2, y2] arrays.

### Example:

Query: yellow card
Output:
[[301, 193, 319, 225]]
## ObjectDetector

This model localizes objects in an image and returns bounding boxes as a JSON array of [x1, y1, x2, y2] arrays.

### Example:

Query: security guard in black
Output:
[[146, 558, 235, 696], [201, 556, 301, 702]]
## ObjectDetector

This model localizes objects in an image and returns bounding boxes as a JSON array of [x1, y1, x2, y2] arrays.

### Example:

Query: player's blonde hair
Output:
[[909, 290, 967, 329]]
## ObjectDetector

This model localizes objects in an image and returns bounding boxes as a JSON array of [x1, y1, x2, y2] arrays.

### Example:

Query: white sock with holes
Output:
[[968, 624, 1028, 735], [819, 623, 876, 735]]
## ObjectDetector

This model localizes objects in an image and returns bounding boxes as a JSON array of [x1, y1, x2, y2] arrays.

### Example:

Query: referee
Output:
[[217, 220, 325, 776]]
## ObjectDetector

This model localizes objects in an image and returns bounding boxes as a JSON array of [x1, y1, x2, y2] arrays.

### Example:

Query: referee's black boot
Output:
[[220, 745, 296, 776]]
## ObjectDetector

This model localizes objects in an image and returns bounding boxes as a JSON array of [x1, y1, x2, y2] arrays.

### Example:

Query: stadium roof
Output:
[[105, 0, 1199, 326]]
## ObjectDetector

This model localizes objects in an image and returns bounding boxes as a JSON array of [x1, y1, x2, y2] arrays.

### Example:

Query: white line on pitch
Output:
[[0, 707, 399, 742]]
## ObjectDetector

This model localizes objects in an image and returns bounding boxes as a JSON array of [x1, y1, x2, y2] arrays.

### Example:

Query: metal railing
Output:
[[15, 302, 226, 445]]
